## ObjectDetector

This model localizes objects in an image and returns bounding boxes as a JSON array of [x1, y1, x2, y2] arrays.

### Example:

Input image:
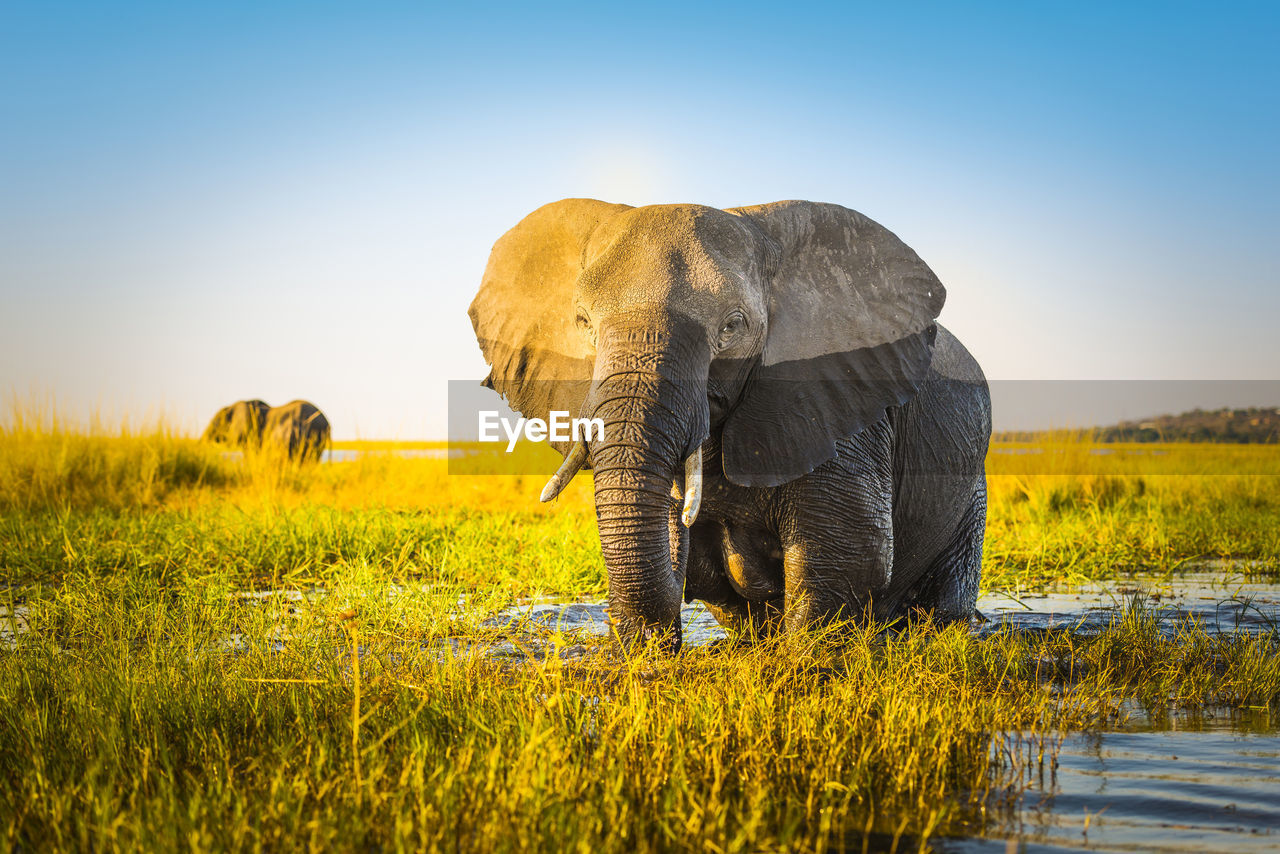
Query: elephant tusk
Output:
[[540, 441, 588, 503], [681, 445, 703, 527]]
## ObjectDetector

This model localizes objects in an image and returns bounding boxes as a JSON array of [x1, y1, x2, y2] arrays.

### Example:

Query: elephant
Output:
[[469, 199, 991, 651], [202, 399, 270, 447], [261, 400, 331, 462], [202, 399, 331, 462]]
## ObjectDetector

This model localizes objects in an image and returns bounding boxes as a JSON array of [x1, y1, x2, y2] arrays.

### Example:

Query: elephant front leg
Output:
[[778, 447, 895, 631]]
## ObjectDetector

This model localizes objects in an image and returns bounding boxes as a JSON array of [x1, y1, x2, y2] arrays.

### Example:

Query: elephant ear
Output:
[[469, 199, 632, 448], [722, 201, 945, 487], [202, 405, 234, 441]]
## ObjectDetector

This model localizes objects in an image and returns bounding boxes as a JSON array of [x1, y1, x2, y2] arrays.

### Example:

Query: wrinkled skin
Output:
[[470, 200, 990, 651], [203, 399, 330, 462]]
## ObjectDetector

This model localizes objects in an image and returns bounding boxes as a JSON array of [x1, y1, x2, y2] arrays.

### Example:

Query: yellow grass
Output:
[[1, 412, 1278, 850]]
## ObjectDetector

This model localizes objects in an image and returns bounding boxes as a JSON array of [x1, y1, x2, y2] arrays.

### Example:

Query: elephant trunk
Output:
[[587, 315, 710, 652]]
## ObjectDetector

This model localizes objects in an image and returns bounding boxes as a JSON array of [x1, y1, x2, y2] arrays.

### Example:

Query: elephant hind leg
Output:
[[705, 598, 784, 638], [684, 522, 784, 638], [898, 480, 986, 625]]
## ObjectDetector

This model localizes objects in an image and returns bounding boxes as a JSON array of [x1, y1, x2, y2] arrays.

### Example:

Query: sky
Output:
[[2, 1, 1277, 437]]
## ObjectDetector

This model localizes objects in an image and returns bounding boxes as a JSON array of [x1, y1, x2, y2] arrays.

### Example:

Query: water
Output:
[[954, 575, 1277, 851], [481, 571, 1280, 649], [940, 711, 1280, 852], [220, 448, 470, 463], [975, 571, 1280, 637], [479, 600, 727, 651], [0, 604, 27, 649]]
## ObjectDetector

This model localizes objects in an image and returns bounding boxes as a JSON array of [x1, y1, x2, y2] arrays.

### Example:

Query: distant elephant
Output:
[[203, 399, 330, 462], [262, 400, 331, 462], [202, 399, 270, 447], [470, 200, 991, 651]]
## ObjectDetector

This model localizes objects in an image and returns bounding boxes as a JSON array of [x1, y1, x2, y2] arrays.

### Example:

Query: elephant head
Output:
[[469, 200, 944, 649], [202, 399, 271, 447], [262, 399, 331, 462]]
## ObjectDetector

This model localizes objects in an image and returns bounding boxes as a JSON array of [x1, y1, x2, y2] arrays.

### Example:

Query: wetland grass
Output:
[[4, 573, 1276, 851], [1, 416, 1278, 850]]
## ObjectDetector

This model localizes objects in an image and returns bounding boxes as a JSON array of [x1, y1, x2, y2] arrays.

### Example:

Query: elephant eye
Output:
[[718, 312, 746, 348]]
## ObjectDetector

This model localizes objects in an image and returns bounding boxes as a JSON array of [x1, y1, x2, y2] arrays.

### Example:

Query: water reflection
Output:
[[480, 571, 1280, 656], [976, 571, 1280, 637], [941, 710, 1279, 852]]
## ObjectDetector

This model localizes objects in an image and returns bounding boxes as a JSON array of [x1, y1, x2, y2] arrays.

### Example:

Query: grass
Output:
[[985, 437, 1280, 587], [1, 415, 1278, 851]]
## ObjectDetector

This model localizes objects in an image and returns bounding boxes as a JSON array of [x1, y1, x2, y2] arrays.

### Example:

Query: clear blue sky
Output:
[[2, 1, 1277, 436]]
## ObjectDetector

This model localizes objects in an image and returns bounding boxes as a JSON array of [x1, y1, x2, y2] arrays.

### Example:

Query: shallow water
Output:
[[0, 604, 28, 649], [480, 599, 726, 651], [940, 711, 1280, 852], [481, 571, 1280, 651], [220, 448, 467, 463], [975, 572, 1280, 637]]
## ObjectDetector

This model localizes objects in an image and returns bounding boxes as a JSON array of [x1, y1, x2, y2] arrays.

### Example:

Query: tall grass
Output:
[[985, 437, 1280, 586], [3, 567, 1271, 851], [2, 572, 1275, 851], [1, 415, 1278, 850], [3, 414, 1278, 589], [0, 410, 234, 511]]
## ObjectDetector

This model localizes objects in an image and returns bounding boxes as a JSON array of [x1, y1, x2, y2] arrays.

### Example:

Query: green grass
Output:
[[985, 441, 1280, 588], [1, 417, 1278, 851], [5, 572, 1276, 852]]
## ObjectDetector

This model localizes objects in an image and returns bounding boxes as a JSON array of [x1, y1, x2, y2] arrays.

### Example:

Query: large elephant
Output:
[[469, 200, 990, 651], [203, 399, 330, 462]]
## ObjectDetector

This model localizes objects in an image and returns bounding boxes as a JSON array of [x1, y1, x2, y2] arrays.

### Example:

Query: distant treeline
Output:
[[996, 407, 1280, 444]]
